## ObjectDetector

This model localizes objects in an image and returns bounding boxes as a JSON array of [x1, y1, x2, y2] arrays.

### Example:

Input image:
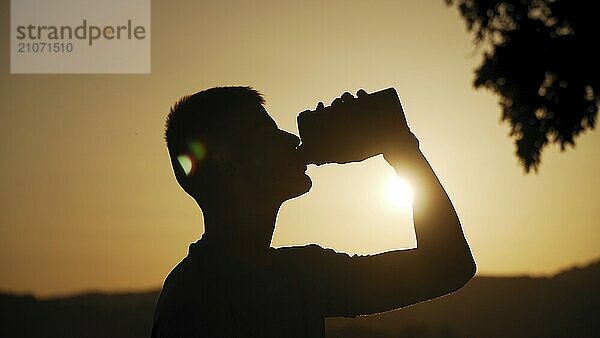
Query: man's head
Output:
[[165, 86, 311, 212]]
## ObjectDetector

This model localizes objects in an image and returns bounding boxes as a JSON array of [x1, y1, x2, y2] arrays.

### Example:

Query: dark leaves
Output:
[[447, 0, 599, 172]]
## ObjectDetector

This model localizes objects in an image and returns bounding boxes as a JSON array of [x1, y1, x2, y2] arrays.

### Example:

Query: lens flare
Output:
[[177, 154, 194, 176], [189, 141, 206, 161]]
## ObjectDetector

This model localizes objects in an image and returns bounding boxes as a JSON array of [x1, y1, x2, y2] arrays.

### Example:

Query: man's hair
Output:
[[165, 86, 265, 196]]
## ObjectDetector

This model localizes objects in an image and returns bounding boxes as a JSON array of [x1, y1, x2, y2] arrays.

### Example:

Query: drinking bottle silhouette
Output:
[[297, 87, 410, 165]]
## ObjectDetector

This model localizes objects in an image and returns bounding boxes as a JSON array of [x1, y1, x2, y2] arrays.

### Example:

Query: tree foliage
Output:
[[446, 0, 599, 171]]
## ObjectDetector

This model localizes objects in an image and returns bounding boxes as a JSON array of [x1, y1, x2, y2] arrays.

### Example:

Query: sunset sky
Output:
[[1, 0, 599, 297]]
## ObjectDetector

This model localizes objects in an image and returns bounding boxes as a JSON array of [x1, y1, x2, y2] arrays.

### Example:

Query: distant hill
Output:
[[327, 260, 600, 338], [0, 290, 158, 338], [1, 260, 598, 338]]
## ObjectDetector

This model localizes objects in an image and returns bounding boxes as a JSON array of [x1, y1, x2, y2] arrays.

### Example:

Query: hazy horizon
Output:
[[2, 0, 599, 296], [5, 255, 600, 299]]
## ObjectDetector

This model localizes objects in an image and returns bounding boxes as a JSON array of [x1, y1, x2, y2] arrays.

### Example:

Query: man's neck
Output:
[[200, 202, 280, 257]]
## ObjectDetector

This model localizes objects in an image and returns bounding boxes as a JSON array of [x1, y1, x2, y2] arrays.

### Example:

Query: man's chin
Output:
[[283, 174, 312, 201]]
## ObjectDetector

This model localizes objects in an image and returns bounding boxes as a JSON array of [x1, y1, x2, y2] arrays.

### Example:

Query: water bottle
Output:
[[297, 87, 411, 165]]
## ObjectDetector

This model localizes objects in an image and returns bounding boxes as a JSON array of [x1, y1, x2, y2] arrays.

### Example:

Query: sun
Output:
[[385, 175, 414, 209]]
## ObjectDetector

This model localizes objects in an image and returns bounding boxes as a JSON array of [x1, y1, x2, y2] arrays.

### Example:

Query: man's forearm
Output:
[[320, 142, 476, 315], [387, 145, 476, 280]]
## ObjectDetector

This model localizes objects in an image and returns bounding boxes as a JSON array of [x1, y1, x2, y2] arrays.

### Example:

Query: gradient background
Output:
[[1, 0, 599, 297]]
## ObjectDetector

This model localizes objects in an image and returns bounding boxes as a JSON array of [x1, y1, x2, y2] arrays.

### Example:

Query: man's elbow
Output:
[[449, 254, 476, 292], [428, 249, 476, 295]]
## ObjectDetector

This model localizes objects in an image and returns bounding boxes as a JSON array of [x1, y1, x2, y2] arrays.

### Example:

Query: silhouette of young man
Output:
[[151, 86, 476, 338]]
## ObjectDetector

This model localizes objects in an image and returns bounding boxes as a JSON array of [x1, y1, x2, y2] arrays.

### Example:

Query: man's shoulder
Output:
[[154, 252, 215, 318], [158, 243, 215, 297], [158, 257, 197, 299]]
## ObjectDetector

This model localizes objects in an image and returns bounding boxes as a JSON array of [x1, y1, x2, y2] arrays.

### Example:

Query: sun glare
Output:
[[386, 175, 413, 209]]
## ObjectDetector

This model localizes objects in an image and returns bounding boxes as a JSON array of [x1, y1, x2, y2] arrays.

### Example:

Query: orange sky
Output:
[[1, 0, 599, 296]]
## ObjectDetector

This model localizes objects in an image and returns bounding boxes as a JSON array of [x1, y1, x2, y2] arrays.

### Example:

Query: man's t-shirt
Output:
[[151, 240, 362, 338]]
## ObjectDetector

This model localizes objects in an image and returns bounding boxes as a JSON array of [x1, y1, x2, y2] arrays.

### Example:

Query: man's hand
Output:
[[297, 88, 417, 165]]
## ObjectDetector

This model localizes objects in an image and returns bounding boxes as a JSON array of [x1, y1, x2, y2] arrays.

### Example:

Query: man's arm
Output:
[[323, 135, 476, 317]]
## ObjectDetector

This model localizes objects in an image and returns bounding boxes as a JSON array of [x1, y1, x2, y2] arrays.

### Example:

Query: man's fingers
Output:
[[356, 89, 368, 98], [332, 92, 355, 106], [341, 92, 354, 101]]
